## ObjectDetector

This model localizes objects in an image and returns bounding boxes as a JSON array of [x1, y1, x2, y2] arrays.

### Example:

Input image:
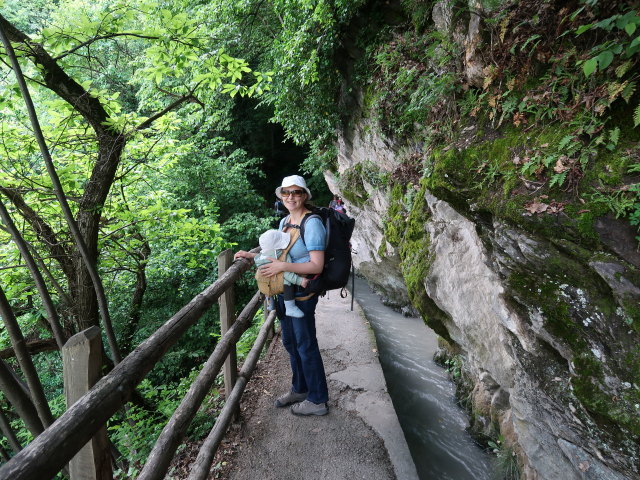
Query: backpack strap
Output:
[[278, 217, 299, 257], [279, 227, 300, 261], [299, 212, 325, 248]]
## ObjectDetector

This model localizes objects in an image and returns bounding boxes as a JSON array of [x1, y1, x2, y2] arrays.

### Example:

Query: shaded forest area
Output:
[[0, 0, 639, 477]]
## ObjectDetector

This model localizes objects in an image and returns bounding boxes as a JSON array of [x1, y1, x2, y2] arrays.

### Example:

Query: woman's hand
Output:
[[234, 250, 256, 261], [258, 257, 285, 277]]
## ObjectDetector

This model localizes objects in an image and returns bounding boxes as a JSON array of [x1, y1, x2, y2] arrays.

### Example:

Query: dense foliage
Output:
[[0, 0, 276, 469], [1, 0, 639, 474]]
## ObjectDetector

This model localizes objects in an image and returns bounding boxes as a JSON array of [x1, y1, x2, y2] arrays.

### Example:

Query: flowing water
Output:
[[351, 277, 494, 480]]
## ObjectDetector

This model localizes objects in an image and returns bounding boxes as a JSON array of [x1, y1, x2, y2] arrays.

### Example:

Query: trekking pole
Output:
[[350, 261, 355, 311]]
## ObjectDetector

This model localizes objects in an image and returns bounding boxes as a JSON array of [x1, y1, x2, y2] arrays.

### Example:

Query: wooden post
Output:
[[218, 250, 237, 401], [264, 298, 272, 342], [62, 326, 111, 480]]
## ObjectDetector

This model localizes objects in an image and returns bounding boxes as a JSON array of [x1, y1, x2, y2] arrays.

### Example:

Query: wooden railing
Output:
[[0, 249, 272, 480]]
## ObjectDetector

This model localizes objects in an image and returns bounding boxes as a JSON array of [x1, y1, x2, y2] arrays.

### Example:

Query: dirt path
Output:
[[212, 290, 418, 480]]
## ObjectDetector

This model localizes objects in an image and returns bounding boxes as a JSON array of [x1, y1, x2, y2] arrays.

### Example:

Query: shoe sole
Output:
[[274, 396, 307, 408], [275, 399, 303, 408], [290, 407, 328, 416]]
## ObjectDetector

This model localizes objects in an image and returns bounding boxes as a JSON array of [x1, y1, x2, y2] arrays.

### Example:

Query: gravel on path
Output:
[[215, 290, 418, 480]]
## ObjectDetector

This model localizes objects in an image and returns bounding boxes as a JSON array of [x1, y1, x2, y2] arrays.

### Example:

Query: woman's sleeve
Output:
[[304, 217, 326, 251]]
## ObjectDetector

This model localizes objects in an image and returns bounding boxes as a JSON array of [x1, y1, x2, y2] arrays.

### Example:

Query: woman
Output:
[[234, 175, 329, 416]]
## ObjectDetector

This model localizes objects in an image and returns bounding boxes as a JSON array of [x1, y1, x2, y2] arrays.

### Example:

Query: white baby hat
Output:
[[259, 229, 290, 251]]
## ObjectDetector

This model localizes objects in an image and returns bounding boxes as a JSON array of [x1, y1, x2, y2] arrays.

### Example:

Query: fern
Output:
[[615, 60, 632, 78], [558, 134, 574, 150], [549, 171, 568, 188], [634, 103, 640, 127], [622, 81, 636, 103], [609, 127, 620, 148]]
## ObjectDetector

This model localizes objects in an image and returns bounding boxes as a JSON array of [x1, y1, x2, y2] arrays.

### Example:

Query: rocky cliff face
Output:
[[329, 109, 640, 479]]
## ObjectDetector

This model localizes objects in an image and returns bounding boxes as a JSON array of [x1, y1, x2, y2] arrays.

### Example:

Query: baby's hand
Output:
[[258, 258, 284, 277]]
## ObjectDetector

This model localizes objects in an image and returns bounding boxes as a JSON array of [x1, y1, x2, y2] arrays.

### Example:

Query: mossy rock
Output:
[[384, 177, 454, 340], [423, 122, 640, 253], [505, 237, 640, 439]]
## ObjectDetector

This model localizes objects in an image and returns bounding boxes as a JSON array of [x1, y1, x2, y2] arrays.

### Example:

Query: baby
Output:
[[254, 229, 307, 318]]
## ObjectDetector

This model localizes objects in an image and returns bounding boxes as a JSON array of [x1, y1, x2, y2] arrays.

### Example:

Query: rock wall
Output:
[[328, 119, 639, 480], [324, 1, 640, 477], [327, 119, 413, 311]]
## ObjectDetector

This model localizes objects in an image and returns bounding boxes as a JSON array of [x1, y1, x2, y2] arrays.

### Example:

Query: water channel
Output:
[[351, 276, 494, 480]]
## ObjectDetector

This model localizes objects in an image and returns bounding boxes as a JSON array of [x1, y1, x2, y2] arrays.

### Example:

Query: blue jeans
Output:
[[276, 294, 328, 404]]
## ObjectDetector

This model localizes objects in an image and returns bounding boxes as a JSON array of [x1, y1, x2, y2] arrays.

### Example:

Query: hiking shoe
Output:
[[274, 389, 307, 408], [290, 400, 328, 416]]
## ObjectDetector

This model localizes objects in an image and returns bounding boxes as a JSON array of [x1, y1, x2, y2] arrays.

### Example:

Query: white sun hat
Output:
[[275, 174, 312, 200], [259, 229, 291, 251]]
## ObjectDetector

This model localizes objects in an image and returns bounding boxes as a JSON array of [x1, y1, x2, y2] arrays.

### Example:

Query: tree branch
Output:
[[0, 285, 54, 428], [0, 358, 43, 437], [0, 187, 74, 279], [0, 199, 66, 349], [0, 15, 111, 135], [0, 338, 58, 359], [132, 88, 202, 133], [53, 32, 160, 61]]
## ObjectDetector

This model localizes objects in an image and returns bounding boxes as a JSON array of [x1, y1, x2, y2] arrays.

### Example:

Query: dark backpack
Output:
[[299, 207, 355, 294]]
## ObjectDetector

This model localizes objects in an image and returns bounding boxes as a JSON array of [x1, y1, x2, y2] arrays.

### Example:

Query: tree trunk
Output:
[[0, 359, 43, 437], [120, 238, 151, 353], [0, 407, 22, 454], [0, 286, 53, 428]]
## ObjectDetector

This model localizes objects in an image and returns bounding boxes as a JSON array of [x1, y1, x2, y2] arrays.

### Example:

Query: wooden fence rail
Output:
[[139, 291, 263, 480], [189, 308, 277, 480], [0, 250, 268, 480]]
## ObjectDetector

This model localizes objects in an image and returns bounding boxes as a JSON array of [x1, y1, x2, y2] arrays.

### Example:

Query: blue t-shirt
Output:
[[279, 215, 326, 263]]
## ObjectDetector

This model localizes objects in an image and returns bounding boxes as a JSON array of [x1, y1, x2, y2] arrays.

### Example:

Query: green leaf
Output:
[[615, 60, 632, 78], [558, 135, 574, 150], [608, 127, 620, 150], [569, 7, 585, 22], [626, 22, 637, 36], [550, 171, 568, 188], [575, 24, 593, 35], [583, 58, 598, 77], [595, 17, 615, 31], [597, 50, 614, 70]]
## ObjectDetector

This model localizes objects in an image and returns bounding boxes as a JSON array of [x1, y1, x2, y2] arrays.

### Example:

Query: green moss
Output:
[[384, 184, 406, 246], [339, 161, 391, 208], [508, 272, 580, 346], [550, 238, 593, 263], [338, 164, 370, 207], [377, 239, 388, 257], [385, 178, 453, 340], [420, 121, 640, 250], [622, 299, 640, 333], [572, 353, 640, 436], [507, 246, 640, 439], [623, 346, 640, 403], [509, 267, 640, 434]]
